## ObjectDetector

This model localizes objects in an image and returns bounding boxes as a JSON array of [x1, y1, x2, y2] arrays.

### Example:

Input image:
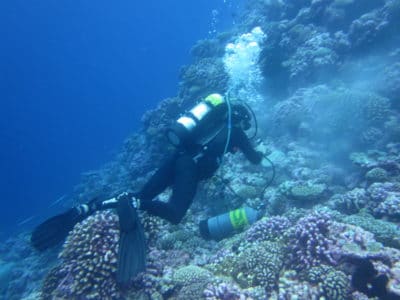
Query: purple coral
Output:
[[368, 182, 400, 219], [328, 188, 369, 214], [245, 216, 291, 242], [288, 211, 335, 270], [328, 221, 400, 264], [203, 282, 251, 300]]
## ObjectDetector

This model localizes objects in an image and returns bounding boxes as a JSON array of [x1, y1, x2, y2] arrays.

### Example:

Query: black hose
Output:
[[243, 102, 258, 140]]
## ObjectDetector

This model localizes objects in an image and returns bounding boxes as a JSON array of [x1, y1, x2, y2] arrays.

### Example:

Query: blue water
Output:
[[0, 0, 240, 237]]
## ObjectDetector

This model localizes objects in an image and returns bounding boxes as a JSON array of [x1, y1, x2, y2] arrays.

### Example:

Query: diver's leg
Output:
[[140, 155, 198, 224]]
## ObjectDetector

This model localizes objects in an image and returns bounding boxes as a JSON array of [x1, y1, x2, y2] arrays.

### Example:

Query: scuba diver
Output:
[[31, 93, 264, 284]]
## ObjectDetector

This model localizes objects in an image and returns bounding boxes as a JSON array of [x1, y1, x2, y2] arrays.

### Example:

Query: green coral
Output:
[[178, 281, 210, 300], [235, 185, 259, 199], [323, 270, 350, 300], [41, 266, 66, 300], [173, 265, 212, 286], [172, 265, 213, 299], [365, 167, 388, 182], [214, 241, 285, 291], [159, 229, 195, 250], [240, 242, 284, 289], [289, 182, 326, 202], [343, 213, 400, 249], [306, 265, 350, 300], [307, 265, 336, 284], [349, 151, 375, 167]]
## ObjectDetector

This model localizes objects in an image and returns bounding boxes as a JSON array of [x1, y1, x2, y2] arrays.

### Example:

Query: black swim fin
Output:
[[116, 195, 146, 285], [31, 208, 84, 251], [31, 198, 108, 251]]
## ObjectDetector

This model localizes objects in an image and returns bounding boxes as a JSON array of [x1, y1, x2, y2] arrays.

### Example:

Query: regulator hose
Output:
[[243, 102, 258, 140]]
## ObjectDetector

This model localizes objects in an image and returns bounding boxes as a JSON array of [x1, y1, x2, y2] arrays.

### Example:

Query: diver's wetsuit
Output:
[[136, 126, 262, 224]]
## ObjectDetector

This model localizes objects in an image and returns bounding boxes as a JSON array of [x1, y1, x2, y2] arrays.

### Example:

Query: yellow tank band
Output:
[[204, 93, 224, 106], [229, 208, 249, 229]]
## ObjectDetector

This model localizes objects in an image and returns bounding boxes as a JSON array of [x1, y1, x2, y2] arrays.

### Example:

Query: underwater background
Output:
[[0, 0, 240, 236], [1, 0, 400, 299]]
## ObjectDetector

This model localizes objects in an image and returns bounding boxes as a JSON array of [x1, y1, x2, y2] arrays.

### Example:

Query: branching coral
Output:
[[368, 182, 400, 220], [245, 216, 291, 242], [288, 211, 335, 270], [41, 211, 121, 299]]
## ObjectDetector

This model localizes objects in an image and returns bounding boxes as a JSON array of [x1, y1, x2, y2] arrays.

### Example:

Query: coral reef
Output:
[[41, 211, 121, 299], [245, 216, 292, 243], [277, 270, 321, 299], [328, 188, 369, 214], [343, 213, 400, 249], [289, 181, 327, 203], [5, 0, 400, 299], [179, 57, 228, 100], [306, 265, 350, 300], [288, 211, 335, 270], [205, 239, 285, 297], [172, 265, 213, 299], [368, 182, 400, 220], [203, 281, 251, 300], [269, 86, 391, 149]]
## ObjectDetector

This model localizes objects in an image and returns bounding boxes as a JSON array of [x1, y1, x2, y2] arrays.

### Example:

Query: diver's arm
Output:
[[233, 128, 263, 164]]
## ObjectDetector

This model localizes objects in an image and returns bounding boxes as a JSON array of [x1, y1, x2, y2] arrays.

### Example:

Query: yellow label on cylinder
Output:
[[229, 208, 249, 229], [204, 93, 224, 106]]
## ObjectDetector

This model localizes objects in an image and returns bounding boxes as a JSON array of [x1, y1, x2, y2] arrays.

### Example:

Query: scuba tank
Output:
[[199, 206, 261, 240], [166, 93, 228, 148]]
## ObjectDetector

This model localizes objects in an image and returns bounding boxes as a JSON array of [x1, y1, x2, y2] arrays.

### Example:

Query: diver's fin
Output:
[[116, 195, 146, 285], [31, 197, 118, 251], [31, 209, 83, 251]]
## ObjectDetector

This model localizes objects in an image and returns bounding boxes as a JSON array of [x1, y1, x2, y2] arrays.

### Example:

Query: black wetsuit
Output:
[[136, 126, 262, 224]]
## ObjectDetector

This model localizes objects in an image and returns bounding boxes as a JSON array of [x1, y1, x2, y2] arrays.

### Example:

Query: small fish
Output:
[[17, 215, 36, 226], [49, 194, 67, 208]]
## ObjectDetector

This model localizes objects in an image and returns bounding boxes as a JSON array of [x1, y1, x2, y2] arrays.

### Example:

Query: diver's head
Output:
[[232, 104, 252, 131]]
